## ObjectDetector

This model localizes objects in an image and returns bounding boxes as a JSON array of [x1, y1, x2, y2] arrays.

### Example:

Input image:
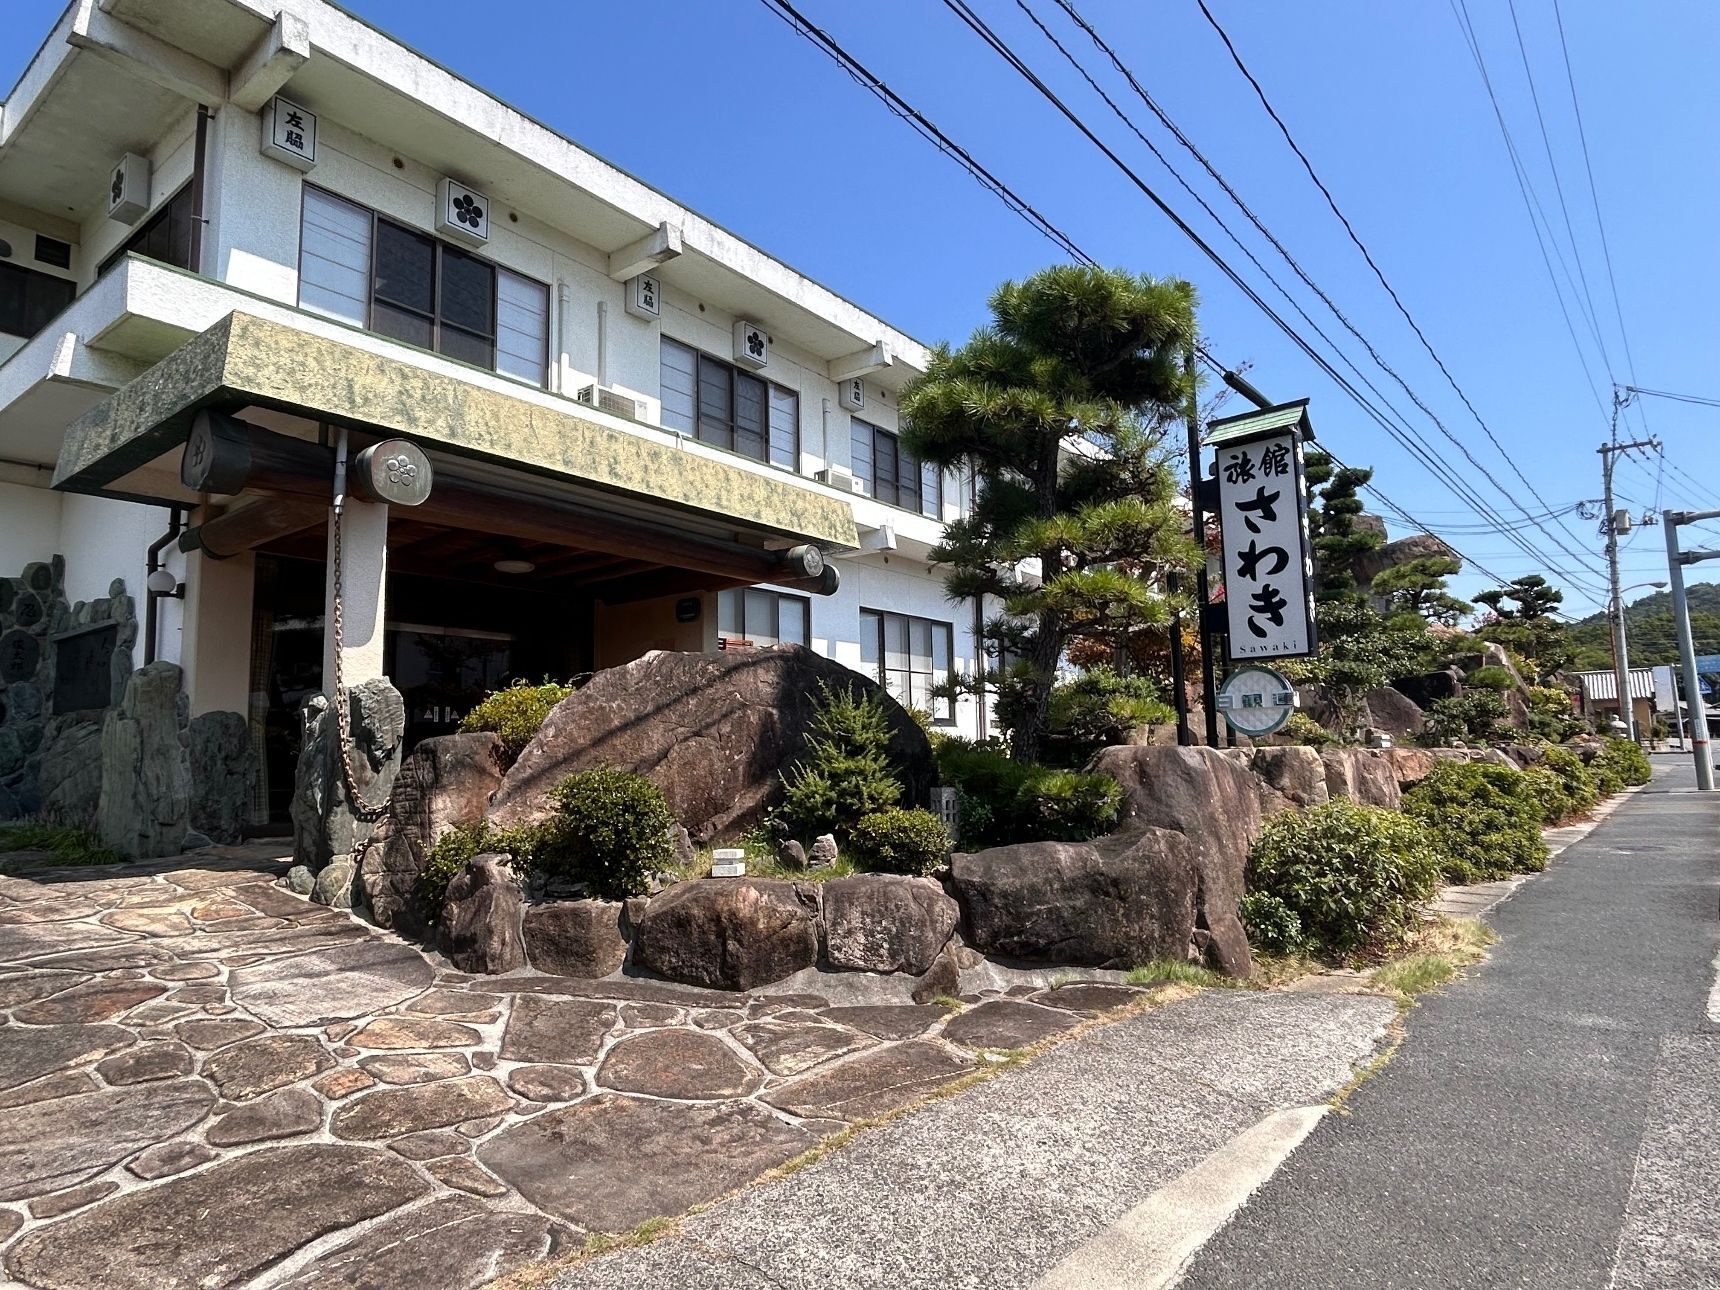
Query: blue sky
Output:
[[8, 1, 1717, 616]]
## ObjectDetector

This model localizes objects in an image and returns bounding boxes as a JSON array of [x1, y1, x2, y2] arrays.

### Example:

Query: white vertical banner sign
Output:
[[1215, 428, 1317, 661]]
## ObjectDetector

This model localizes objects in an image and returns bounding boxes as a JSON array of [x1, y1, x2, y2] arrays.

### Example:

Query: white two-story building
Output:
[[0, 0, 992, 828]]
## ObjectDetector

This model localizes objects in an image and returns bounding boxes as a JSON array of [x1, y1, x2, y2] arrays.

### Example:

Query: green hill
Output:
[[1565, 582, 1720, 670]]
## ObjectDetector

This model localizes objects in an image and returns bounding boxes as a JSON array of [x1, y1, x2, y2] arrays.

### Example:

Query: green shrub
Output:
[[849, 807, 951, 876], [779, 683, 903, 840], [1465, 665, 1516, 693], [933, 739, 1119, 847], [1591, 737, 1651, 792], [1246, 800, 1444, 955], [1042, 667, 1174, 766], [1239, 891, 1305, 955], [1402, 760, 1548, 882], [539, 768, 674, 900], [0, 823, 119, 867], [459, 679, 576, 762], [1423, 691, 1510, 746], [1520, 766, 1577, 827], [1527, 685, 1583, 741], [1538, 746, 1598, 819], [1281, 712, 1337, 749], [417, 819, 539, 921]]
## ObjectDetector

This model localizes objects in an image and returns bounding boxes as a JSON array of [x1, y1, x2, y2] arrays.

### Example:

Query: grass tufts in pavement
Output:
[[1368, 915, 1498, 1005], [0, 822, 121, 867], [1125, 959, 1253, 990]]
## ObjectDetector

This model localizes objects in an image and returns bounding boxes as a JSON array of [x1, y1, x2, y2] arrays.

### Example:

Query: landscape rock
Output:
[[777, 839, 807, 870], [96, 662, 191, 860], [1382, 747, 1441, 790], [477, 1094, 815, 1232], [361, 732, 505, 934], [1088, 745, 1260, 976], [668, 824, 696, 868], [187, 711, 255, 845], [487, 646, 934, 844], [290, 679, 406, 880], [1233, 745, 1329, 814], [523, 899, 628, 978], [911, 943, 962, 1004], [597, 1029, 759, 1098], [35, 715, 103, 831], [3, 1145, 431, 1290], [440, 854, 526, 975], [631, 878, 820, 991], [1365, 686, 1426, 738], [809, 834, 839, 868], [949, 826, 1198, 969], [310, 860, 356, 910], [284, 865, 316, 895], [822, 874, 959, 975], [1321, 749, 1403, 810]]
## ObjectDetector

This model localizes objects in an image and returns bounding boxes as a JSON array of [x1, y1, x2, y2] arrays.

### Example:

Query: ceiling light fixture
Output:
[[493, 558, 535, 575]]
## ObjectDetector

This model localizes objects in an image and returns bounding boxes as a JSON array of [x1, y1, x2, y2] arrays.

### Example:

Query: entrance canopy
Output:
[[53, 310, 858, 593]]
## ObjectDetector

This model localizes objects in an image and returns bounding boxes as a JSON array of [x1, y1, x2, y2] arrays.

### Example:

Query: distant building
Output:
[[1573, 669, 1657, 735]]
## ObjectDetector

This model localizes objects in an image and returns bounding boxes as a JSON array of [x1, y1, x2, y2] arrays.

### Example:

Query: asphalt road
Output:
[[1181, 757, 1720, 1290]]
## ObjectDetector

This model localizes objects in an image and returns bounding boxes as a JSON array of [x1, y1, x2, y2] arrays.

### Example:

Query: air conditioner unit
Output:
[[107, 153, 150, 225], [436, 177, 490, 247], [733, 320, 769, 370], [575, 383, 646, 421], [816, 464, 863, 493], [837, 376, 866, 412]]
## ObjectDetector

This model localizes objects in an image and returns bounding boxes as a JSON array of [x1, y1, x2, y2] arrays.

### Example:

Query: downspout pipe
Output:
[[143, 506, 186, 666], [190, 105, 211, 275]]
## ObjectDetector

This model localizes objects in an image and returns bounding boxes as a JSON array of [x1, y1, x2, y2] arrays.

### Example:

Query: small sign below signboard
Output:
[[1216, 665, 1300, 737]]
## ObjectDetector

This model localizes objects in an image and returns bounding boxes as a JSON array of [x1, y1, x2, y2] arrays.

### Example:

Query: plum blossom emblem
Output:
[[452, 192, 484, 230]]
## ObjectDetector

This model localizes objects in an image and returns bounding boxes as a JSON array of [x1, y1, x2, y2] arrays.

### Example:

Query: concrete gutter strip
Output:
[[1033, 1105, 1328, 1290]]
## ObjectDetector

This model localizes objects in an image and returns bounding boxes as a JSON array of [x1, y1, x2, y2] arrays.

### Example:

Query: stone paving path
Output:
[[0, 844, 1150, 1290]]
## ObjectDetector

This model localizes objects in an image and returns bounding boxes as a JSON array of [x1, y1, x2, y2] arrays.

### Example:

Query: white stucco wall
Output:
[[0, 476, 63, 576]]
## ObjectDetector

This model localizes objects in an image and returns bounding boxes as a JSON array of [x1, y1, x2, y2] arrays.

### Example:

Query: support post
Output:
[[322, 499, 388, 692], [1665, 509, 1716, 790], [1185, 347, 1219, 746], [1600, 442, 1633, 740]]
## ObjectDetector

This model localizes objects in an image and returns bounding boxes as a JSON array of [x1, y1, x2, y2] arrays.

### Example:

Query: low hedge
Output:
[[1590, 737, 1652, 793], [933, 740, 1120, 847], [1245, 800, 1444, 956], [1402, 760, 1548, 882], [459, 679, 575, 763], [849, 807, 950, 876]]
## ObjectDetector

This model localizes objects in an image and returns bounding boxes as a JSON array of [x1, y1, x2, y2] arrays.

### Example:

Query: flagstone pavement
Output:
[[0, 843, 1150, 1290]]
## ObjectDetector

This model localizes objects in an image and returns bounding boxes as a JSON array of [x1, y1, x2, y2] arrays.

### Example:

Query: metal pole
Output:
[[1664, 511, 1714, 790], [1186, 347, 1219, 746], [1168, 575, 1191, 747]]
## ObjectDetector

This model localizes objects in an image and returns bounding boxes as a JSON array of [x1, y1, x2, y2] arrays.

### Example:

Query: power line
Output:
[[757, 0, 1591, 595], [940, 0, 1608, 592]]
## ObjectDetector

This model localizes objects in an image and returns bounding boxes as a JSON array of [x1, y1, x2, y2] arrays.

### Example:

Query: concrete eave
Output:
[[54, 310, 861, 551]]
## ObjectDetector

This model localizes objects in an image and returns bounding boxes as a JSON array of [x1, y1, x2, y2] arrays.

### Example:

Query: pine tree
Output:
[[1372, 555, 1473, 626], [1305, 450, 1383, 603], [899, 266, 1200, 763]]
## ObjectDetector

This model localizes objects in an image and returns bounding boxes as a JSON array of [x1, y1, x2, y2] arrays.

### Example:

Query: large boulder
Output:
[[96, 661, 191, 860], [822, 874, 958, 975], [440, 854, 525, 975], [1227, 746, 1328, 815], [1382, 747, 1440, 791], [360, 732, 506, 934], [948, 828, 1197, 968], [1086, 746, 1260, 976], [523, 899, 628, 978], [1319, 749, 1402, 810], [487, 646, 934, 843], [1364, 686, 1426, 738], [631, 878, 821, 991], [1395, 668, 1463, 711], [187, 711, 256, 845], [290, 679, 406, 883], [36, 713, 103, 829]]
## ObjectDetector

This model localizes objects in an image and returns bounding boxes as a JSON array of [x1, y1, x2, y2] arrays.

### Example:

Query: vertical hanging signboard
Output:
[[1206, 399, 1318, 663]]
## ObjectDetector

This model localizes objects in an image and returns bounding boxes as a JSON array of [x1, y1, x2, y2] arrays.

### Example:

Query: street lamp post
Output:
[[1607, 579, 1668, 743]]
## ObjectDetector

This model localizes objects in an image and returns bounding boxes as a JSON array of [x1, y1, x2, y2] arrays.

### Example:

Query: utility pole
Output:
[[1664, 508, 1719, 790], [1599, 426, 1660, 739]]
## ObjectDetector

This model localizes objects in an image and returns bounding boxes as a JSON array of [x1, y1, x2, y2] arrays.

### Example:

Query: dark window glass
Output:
[[439, 246, 494, 336], [735, 371, 767, 462], [697, 355, 734, 450], [374, 221, 435, 316], [0, 262, 76, 340], [856, 608, 955, 723], [874, 430, 899, 506], [99, 184, 196, 277]]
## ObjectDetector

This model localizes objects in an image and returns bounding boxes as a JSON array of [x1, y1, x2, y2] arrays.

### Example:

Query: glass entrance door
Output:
[[385, 623, 513, 748]]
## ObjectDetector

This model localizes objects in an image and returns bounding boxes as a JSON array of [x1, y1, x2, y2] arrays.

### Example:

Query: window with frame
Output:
[[297, 186, 550, 386], [718, 587, 810, 648], [0, 262, 76, 341], [99, 183, 197, 278], [851, 418, 942, 518], [858, 608, 955, 723], [660, 338, 798, 468]]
